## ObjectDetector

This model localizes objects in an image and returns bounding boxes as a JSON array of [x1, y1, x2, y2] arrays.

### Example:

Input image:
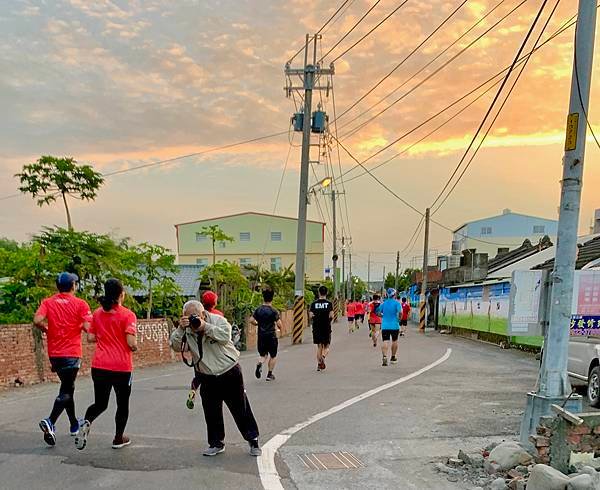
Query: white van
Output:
[[568, 336, 600, 407]]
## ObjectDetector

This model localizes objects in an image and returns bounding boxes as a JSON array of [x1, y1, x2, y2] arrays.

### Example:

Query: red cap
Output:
[[201, 290, 218, 308]]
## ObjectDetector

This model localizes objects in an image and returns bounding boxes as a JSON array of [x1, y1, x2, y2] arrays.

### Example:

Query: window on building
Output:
[[239, 232, 251, 241], [533, 225, 545, 234], [196, 258, 208, 269], [195, 233, 207, 242], [271, 231, 282, 241], [271, 257, 282, 272], [240, 258, 252, 266], [481, 226, 492, 235], [219, 241, 227, 248]]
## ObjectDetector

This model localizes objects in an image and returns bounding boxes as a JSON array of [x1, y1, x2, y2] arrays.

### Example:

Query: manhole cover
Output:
[[298, 452, 365, 470]]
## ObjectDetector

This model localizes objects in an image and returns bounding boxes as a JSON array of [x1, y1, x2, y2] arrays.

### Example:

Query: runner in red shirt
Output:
[[400, 297, 411, 337], [75, 278, 138, 450], [185, 290, 225, 410], [368, 294, 383, 347], [34, 272, 92, 446], [346, 300, 356, 333], [354, 300, 366, 327]]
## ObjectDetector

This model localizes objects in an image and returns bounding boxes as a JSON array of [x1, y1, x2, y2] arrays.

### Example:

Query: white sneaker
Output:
[[74, 419, 91, 450]]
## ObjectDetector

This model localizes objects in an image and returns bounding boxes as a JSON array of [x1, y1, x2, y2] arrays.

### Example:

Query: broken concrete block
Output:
[[527, 464, 570, 490], [488, 441, 533, 470], [566, 474, 596, 490]]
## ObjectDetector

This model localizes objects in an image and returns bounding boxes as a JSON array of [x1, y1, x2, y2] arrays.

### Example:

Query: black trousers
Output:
[[48, 359, 80, 426], [199, 364, 259, 447], [84, 368, 132, 437]]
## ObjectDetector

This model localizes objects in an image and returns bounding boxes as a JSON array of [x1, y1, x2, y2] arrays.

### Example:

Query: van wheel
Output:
[[588, 366, 600, 408]]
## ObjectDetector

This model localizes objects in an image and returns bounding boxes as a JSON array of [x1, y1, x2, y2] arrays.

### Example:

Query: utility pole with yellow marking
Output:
[[520, 0, 596, 446]]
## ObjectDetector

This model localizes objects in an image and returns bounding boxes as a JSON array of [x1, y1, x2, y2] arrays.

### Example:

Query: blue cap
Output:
[[56, 272, 78, 288], [387, 288, 396, 298]]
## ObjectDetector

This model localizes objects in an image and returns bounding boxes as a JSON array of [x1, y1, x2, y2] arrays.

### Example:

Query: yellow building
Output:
[[175, 212, 325, 281]]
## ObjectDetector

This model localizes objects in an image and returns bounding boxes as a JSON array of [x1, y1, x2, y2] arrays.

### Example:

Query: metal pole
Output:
[[382, 266, 386, 294], [520, 0, 595, 446], [541, 0, 596, 398], [349, 251, 353, 300], [292, 34, 316, 344], [419, 208, 430, 331]]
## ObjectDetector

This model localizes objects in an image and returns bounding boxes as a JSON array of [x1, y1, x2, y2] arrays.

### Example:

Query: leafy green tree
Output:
[[16, 156, 104, 230], [199, 225, 234, 267], [128, 243, 179, 319]]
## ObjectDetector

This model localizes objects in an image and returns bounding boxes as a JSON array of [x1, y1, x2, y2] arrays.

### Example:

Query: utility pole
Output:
[[341, 236, 346, 302], [395, 251, 400, 292], [331, 190, 338, 299], [419, 208, 430, 332], [367, 253, 371, 294], [349, 250, 353, 300], [520, 0, 596, 446], [285, 34, 334, 345], [382, 266, 386, 295]]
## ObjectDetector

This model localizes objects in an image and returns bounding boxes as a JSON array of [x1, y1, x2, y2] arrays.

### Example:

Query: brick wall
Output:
[[534, 413, 600, 473], [0, 319, 176, 389]]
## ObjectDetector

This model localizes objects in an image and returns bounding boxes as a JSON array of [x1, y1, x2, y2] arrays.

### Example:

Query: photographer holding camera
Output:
[[170, 300, 261, 457]]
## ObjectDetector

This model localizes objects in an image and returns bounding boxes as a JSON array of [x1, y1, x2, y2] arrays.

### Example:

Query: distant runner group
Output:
[[31, 273, 411, 459]]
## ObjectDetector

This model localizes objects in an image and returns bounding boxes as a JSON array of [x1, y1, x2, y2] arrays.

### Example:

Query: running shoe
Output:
[[39, 418, 56, 446], [255, 362, 263, 379], [203, 445, 225, 456], [249, 439, 262, 457], [399, 331, 405, 337], [186, 389, 196, 410], [266, 372, 275, 382], [74, 419, 91, 450], [390, 356, 398, 364], [319, 359, 326, 370], [69, 420, 80, 436], [112, 435, 131, 449], [382, 356, 388, 367]]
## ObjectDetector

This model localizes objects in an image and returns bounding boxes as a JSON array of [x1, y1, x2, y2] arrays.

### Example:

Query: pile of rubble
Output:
[[433, 440, 600, 489]]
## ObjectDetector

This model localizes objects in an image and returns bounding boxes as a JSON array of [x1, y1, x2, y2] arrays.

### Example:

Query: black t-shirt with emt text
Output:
[[310, 299, 333, 331], [253, 304, 280, 337]]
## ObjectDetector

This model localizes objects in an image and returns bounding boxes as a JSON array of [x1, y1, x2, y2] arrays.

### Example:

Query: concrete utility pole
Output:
[[349, 251, 353, 300], [341, 236, 346, 302], [419, 208, 430, 332], [285, 34, 334, 344], [395, 251, 400, 292], [331, 190, 338, 299], [382, 266, 386, 294], [520, 0, 596, 446], [367, 253, 371, 294]]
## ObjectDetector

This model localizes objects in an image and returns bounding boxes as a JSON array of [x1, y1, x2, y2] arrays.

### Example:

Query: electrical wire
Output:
[[328, 0, 410, 63], [287, 0, 354, 63], [429, 0, 554, 214], [319, 0, 384, 62], [338, 0, 529, 139], [334, 0, 469, 122], [335, 8, 580, 183]]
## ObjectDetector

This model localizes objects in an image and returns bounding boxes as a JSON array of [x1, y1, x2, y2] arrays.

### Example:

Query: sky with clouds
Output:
[[1, 0, 600, 278]]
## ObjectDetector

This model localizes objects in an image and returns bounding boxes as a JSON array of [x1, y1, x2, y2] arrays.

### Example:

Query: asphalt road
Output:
[[0, 323, 550, 490]]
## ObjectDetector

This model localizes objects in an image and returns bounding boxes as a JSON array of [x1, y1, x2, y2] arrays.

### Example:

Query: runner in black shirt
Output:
[[251, 289, 282, 382], [309, 285, 333, 372]]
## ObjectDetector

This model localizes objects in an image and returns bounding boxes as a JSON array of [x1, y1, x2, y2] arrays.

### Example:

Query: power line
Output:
[[319, 0, 384, 62], [328, 0, 410, 63], [287, 0, 354, 63], [429, 0, 555, 214], [338, 0, 529, 139], [333, 0, 469, 122], [333, 11, 581, 183]]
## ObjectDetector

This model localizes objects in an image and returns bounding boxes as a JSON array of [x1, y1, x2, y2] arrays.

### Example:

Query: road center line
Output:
[[257, 348, 452, 490]]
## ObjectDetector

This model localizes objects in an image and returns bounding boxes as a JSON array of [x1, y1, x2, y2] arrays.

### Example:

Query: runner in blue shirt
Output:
[[377, 288, 402, 366]]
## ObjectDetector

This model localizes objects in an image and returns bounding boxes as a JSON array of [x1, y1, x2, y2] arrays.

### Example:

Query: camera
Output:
[[189, 314, 202, 329]]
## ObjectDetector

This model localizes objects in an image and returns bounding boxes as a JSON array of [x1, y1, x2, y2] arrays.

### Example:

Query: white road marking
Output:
[[257, 348, 452, 490], [331, 451, 352, 469]]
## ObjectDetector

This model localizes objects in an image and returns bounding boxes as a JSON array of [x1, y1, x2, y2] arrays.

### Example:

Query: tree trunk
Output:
[[61, 192, 73, 230], [147, 278, 152, 320], [212, 239, 216, 288]]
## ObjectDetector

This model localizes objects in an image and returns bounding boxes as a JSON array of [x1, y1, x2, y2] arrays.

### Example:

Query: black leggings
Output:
[[84, 368, 132, 437], [49, 368, 79, 426]]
